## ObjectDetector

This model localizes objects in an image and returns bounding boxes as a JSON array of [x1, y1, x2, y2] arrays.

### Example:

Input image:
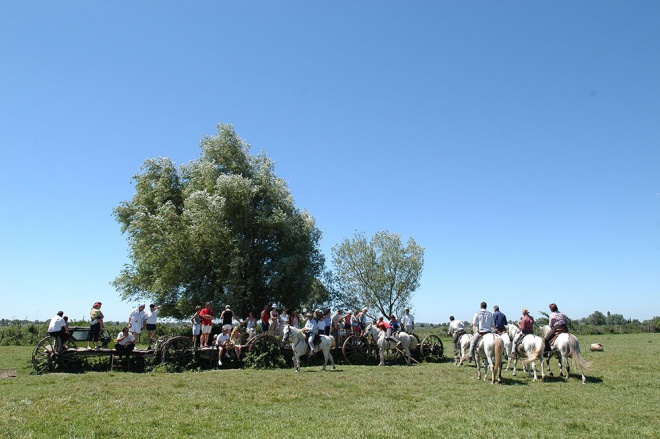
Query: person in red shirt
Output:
[[260, 304, 270, 333], [376, 316, 399, 344], [511, 308, 535, 358], [199, 302, 215, 347]]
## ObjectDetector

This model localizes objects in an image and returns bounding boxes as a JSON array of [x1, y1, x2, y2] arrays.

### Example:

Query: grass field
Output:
[[0, 333, 658, 438]]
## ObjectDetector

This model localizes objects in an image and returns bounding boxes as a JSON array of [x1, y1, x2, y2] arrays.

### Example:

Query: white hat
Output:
[[222, 324, 232, 330], [272, 304, 278, 308]]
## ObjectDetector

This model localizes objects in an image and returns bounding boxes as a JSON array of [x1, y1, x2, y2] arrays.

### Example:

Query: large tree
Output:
[[331, 231, 424, 319], [113, 124, 325, 318]]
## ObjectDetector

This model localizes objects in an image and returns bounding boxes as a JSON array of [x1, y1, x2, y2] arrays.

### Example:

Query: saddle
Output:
[[496, 328, 507, 336], [549, 327, 568, 345]]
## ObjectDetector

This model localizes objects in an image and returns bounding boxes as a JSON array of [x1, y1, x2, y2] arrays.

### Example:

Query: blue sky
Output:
[[1, 1, 658, 324]]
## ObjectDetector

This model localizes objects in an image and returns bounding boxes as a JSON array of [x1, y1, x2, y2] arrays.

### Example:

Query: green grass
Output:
[[0, 334, 658, 438]]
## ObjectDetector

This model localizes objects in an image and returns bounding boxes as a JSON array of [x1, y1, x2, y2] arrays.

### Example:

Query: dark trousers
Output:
[[544, 325, 567, 351], [115, 343, 135, 355]]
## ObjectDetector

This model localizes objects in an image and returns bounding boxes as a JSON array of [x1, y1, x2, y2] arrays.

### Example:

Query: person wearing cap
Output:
[[448, 316, 466, 360], [511, 308, 535, 359], [128, 304, 147, 345], [145, 304, 161, 350], [401, 308, 414, 333], [220, 305, 235, 329], [493, 305, 508, 334], [199, 302, 214, 347], [48, 311, 68, 351], [302, 311, 319, 353], [268, 304, 279, 337], [88, 302, 104, 350]]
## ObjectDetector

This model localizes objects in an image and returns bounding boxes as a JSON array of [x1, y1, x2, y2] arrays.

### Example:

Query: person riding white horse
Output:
[[283, 321, 336, 372], [542, 322, 591, 384], [511, 308, 534, 359], [376, 316, 399, 345], [303, 310, 320, 353], [447, 315, 466, 362], [466, 301, 493, 363], [544, 303, 568, 356], [363, 321, 418, 366], [506, 324, 545, 380]]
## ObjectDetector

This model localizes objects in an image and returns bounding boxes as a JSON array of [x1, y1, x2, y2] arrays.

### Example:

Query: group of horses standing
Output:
[[455, 325, 591, 384]]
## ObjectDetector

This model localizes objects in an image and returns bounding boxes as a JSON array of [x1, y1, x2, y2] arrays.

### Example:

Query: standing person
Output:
[[544, 303, 569, 355], [199, 302, 214, 347], [331, 309, 344, 340], [47, 311, 68, 350], [268, 305, 280, 336], [242, 312, 257, 340], [289, 310, 301, 329], [359, 307, 368, 333], [467, 302, 494, 363], [322, 309, 332, 336], [191, 305, 202, 347], [145, 304, 161, 349], [88, 302, 104, 350], [511, 308, 535, 359], [115, 326, 136, 356], [401, 308, 415, 333], [260, 305, 270, 334], [351, 309, 361, 338], [279, 308, 290, 339], [493, 305, 508, 334], [344, 310, 353, 339], [220, 305, 235, 328], [128, 304, 147, 345], [448, 316, 466, 360]]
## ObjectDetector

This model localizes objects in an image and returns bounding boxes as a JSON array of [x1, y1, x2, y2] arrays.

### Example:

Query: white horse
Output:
[[362, 323, 418, 366], [498, 329, 513, 370], [506, 324, 545, 381], [541, 325, 591, 384], [282, 324, 335, 372], [455, 333, 472, 367], [463, 333, 503, 384]]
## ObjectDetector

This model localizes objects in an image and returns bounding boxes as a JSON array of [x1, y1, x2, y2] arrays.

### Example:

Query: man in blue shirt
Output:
[[493, 305, 507, 333]]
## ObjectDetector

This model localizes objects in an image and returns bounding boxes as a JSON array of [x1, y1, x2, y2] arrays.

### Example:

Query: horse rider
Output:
[[544, 303, 569, 356], [401, 308, 414, 333], [466, 301, 494, 363], [302, 310, 319, 353], [389, 314, 401, 334], [510, 308, 534, 359], [448, 315, 465, 360], [377, 316, 400, 345], [493, 305, 507, 334]]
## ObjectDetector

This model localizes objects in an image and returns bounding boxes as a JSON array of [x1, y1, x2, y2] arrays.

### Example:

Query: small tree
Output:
[[331, 231, 424, 319]]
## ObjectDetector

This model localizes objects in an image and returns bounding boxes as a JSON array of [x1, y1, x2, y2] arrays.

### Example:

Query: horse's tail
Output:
[[571, 336, 591, 372], [494, 334, 502, 375], [522, 337, 543, 367], [330, 335, 336, 349]]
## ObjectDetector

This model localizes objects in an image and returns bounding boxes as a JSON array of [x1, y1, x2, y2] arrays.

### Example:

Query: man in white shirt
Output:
[[115, 327, 136, 356], [401, 308, 415, 333], [48, 311, 68, 350], [128, 304, 147, 345], [303, 311, 319, 353], [467, 302, 494, 362], [216, 325, 233, 366], [145, 304, 161, 350], [448, 316, 466, 359]]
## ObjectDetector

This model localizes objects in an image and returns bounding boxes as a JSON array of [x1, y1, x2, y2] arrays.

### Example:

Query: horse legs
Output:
[[293, 353, 300, 372]]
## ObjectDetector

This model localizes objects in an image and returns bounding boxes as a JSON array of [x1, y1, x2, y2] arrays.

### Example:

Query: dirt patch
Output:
[[1, 369, 17, 379]]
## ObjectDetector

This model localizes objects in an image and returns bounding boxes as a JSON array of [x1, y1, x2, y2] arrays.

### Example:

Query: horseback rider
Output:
[[377, 316, 400, 345], [510, 308, 534, 359], [493, 305, 507, 334], [544, 303, 569, 355], [389, 314, 401, 334], [302, 310, 320, 353], [466, 302, 494, 363], [448, 315, 465, 359]]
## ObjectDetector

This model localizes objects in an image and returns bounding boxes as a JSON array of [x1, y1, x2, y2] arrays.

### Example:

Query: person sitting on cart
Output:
[[389, 314, 402, 335], [216, 325, 234, 366], [47, 311, 68, 351], [115, 327, 136, 356]]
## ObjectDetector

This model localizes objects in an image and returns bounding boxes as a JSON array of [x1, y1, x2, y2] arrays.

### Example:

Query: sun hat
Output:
[[522, 308, 528, 315]]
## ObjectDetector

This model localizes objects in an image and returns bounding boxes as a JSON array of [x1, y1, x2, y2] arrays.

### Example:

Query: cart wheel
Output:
[[32, 335, 79, 374], [247, 334, 279, 353], [420, 334, 444, 360], [342, 335, 369, 364], [161, 336, 194, 367]]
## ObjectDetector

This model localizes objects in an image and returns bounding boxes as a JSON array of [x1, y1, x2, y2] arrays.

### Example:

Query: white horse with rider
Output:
[[282, 324, 335, 372], [541, 325, 590, 384], [506, 324, 545, 381], [455, 333, 472, 367], [362, 322, 418, 366], [463, 332, 503, 384]]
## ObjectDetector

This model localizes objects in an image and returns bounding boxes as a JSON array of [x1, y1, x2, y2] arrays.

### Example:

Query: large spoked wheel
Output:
[[420, 334, 444, 361], [161, 336, 194, 367], [247, 334, 279, 353], [32, 335, 79, 374], [342, 335, 369, 364]]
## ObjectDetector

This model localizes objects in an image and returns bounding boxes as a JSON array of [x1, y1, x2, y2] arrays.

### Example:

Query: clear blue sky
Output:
[[1, 2, 658, 324]]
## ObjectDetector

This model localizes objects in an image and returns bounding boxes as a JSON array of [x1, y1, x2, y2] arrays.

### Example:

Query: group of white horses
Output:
[[281, 322, 420, 373], [281, 322, 590, 385], [456, 325, 591, 384]]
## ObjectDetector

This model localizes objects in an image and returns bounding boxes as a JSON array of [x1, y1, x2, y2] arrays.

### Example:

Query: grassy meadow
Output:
[[0, 333, 658, 438]]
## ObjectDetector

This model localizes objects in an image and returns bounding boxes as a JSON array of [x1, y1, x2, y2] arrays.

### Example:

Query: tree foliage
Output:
[[113, 124, 325, 318], [331, 231, 424, 319]]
